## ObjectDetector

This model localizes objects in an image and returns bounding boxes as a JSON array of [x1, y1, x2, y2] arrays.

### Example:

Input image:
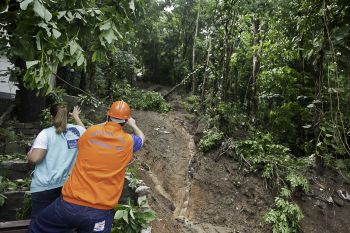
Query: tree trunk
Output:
[[191, 0, 201, 94], [200, 34, 212, 110], [87, 62, 96, 92], [220, 21, 228, 100], [49, 63, 58, 88], [7, 2, 46, 122], [251, 17, 260, 114], [348, 70, 350, 107], [80, 71, 86, 91], [15, 59, 46, 123], [314, 13, 327, 174], [314, 49, 324, 175]]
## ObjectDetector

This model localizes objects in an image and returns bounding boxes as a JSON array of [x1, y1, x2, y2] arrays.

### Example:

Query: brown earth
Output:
[[131, 92, 350, 233]]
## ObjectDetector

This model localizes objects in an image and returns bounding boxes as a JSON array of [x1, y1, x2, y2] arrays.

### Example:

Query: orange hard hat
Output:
[[107, 101, 131, 120]]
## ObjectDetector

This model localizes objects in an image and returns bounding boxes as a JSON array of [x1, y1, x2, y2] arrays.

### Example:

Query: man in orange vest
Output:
[[28, 101, 145, 233]]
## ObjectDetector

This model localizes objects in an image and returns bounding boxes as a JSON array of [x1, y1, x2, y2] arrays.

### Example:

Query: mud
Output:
[[133, 110, 273, 233]]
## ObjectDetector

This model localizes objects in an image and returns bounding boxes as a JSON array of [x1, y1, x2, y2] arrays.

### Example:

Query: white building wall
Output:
[[0, 56, 17, 99]]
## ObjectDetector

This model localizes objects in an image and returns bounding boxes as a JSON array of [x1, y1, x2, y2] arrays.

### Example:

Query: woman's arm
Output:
[[70, 106, 85, 129], [27, 130, 48, 164], [27, 149, 47, 164]]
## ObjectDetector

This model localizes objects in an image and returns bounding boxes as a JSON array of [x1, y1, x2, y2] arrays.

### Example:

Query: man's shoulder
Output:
[[86, 123, 104, 131]]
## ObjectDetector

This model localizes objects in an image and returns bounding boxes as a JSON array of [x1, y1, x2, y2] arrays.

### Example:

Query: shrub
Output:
[[40, 108, 52, 128], [0, 176, 7, 206], [198, 128, 224, 152], [264, 188, 303, 233], [237, 132, 311, 187], [204, 101, 250, 136], [112, 82, 170, 112], [183, 95, 200, 113], [77, 94, 104, 110], [47, 87, 66, 105], [0, 176, 30, 207], [112, 199, 156, 233], [237, 133, 310, 232], [0, 127, 17, 142], [16, 192, 31, 220]]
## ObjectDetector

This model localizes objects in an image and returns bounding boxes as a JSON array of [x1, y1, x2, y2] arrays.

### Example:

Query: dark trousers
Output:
[[28, 197, 114, 233], [31, 187, 63, 219]]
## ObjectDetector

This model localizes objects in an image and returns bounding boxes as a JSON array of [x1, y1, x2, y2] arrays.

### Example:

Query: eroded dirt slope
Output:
[[133, 104, 350, 233], [133, 110, 273, 233]]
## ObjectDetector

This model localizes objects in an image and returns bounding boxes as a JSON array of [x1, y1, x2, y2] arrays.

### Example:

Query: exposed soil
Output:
[[132, 91, 350, 233], [297, 170, 350, 233], [133, 109, 273, 233]]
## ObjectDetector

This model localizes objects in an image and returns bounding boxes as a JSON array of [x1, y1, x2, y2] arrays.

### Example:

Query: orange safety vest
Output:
[[62, 122, 133, 210]]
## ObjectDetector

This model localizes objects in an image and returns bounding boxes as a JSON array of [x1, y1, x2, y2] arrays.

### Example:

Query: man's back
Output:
[[62, 121, 133, 210]]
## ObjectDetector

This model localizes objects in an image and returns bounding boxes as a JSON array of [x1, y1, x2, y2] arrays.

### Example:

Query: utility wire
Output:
[[53, 73, 106, 107]]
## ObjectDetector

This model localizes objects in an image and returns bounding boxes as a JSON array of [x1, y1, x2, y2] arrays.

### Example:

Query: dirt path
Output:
[[133, 111, 195, 232]]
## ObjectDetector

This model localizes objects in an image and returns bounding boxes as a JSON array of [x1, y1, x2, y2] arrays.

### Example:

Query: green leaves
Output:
[[279, 187, 292, 198], [237, 132, 310, 189], [98, 20, 122, 46], [302, 125, 311, 129], [129, 0, 135, 12], [0, 0, 8, 12], [112, 200, 156, 233], [26, 0, 51, 22], [100, 20, 112, 30], [36, 36, 41, 50], [103, 30, 115, 44], [26, 60, 39, 68], [33, 0, 53, 22], [66, 40, 85, 67], [44, 8, 52, 22], [33, 0, 44, 18], [198, 128, 224, 152], [57, 11, 66, 19], [114, 209, 129, 223], [0, 176, 7, 206], [237, 132, 311, 232], [77, 53, 84, 67], [38, 22, 51, 37], [20, 0, 33, 10], [69, 41, 79, 55], [286, 173, 310, 192], [52, 28, 61, 39], [111, 81, 170, 112], [5, 0, 138, 96], [0, 176, 31, 207], [0, 194, 6, 207], [264, 193, 303, 233]]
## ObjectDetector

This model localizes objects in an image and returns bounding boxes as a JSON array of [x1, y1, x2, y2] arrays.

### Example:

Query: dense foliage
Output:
[[0, 0, 141, 92], [127, 0, 349, 232], [1, 0, 350, 232], [198, 127, 224, 152]]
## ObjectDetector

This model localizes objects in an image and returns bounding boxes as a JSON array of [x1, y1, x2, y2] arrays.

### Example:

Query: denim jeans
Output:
[[31, 187, 63, 219], [28, 197, 114, 233]]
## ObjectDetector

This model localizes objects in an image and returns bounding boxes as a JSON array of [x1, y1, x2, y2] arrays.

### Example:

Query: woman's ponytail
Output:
[[50, 103, 68, 134]]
